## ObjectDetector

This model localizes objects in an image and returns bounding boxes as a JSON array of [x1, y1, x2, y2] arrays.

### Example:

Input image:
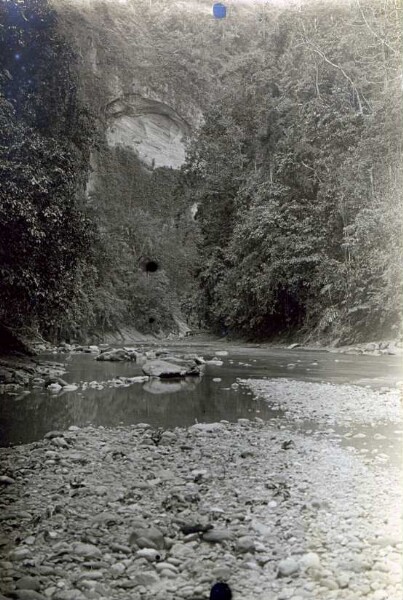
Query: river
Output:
[[0, 344, 402, 455]]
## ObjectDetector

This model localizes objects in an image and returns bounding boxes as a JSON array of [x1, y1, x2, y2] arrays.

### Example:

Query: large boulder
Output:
[[96, 348, 139, 362], [142, 358, 202, 378]]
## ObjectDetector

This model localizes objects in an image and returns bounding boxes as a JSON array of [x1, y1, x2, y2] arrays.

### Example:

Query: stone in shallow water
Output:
[[142, 358, 201, 378]]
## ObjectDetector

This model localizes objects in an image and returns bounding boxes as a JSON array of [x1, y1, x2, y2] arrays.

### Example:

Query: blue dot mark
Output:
[[210, 582, 232, 600], [15, 53, 21, 60], [213, 3, 227, 19]]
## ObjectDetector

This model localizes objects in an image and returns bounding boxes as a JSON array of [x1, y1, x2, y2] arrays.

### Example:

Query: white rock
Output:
[[278, 557, 300, 577], [299, 552, 321, 570], [48, 383, 62, 392], [136, 548, 163, 562], [72, 542, 102, 559], [63, 384, 78, 392]]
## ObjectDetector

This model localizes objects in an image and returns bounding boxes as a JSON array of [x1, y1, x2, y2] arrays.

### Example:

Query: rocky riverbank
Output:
[[0, 400, 402, 600], [1, 334, 402, 395], [0, 356, 67, 395]]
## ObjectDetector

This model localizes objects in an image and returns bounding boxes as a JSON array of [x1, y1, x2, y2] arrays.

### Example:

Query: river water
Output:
[[0, 344, 402, 455]]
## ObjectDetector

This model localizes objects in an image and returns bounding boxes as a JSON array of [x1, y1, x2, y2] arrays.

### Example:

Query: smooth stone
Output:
[[15, 592, 47, 600], [133, 572, 159, 587], [212, 566, 231, 580], [189, 423, 225, 434], [51, 438, 69, 449], [109, 562, 126, 576], [155, 562, 178, 573], [336, 574, 350, 589], [202, 529, 234, 543], [136, 548, 163, 562], [277, 557, 300, 577], [72, 543, 102, 559], [16, 577, 41, 591], [0, 475, 16, 485], [52, 591, 87, 600], [10, 548, 31, 561], [142, 359, 200, 378], [129, 526, 165, 550], [236, 536, 256, 553], [299, 552, 321, 570], [321, 578, 339, 590]]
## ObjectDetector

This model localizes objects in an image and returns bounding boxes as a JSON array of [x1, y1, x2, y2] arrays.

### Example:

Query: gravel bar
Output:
[[0, 382, 402, 600]]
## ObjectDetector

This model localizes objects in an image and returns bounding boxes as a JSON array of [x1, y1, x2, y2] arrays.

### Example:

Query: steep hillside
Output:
[[50, 0, 242, 337], [0, 0, 97, 344], [1, 0, 400, 344], [182, 0, 403, 343]]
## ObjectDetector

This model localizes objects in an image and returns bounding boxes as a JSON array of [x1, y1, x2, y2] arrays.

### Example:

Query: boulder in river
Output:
[[96, 348, 139, 362], [142, 358, 202, 378]]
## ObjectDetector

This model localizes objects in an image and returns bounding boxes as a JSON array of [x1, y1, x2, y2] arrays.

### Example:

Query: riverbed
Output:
[[0, 345, 402, 447], [0, 344, 402, 600]]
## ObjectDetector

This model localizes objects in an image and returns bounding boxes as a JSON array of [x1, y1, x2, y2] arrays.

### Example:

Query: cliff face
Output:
[[51, 0, 212, 335], [105, 95, 191, 169]]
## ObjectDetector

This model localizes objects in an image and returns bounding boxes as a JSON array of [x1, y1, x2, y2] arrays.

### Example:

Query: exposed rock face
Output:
[[52, 0, 203, 336], [106, 95, 190, 169]]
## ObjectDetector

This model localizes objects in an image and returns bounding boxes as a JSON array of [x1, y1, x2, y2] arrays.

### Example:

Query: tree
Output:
[[0, 0, 96, 338]]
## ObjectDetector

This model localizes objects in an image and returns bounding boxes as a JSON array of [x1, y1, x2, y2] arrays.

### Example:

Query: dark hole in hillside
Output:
[[145, 260, 159, 273], [139, 256, 160, 273], [149, 317, 156, 324]]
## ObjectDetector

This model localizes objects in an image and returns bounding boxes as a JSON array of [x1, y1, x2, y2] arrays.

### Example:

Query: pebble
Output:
[[0, 387, 401, 600], [136, 548, 163, 562], [72, 543, 102, 559], [0, 475, 16, 485], [336, 574, 350, 589], [16, 577, 41, 591], [10, 548, 32, 561], [133, 572, 159, 587], [15, 592, 47, 600], [129, 526, 165, 550], [299, 552, 321, 570], [236, 536, 256, 553], [278, 557, 300, 577], [202, 529, 234, 543]]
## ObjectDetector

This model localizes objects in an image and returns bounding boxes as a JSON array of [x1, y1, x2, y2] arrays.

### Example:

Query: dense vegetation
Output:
[[183, 0, 403, 342], [1, 0, 401, 344], [0, 0, 96, 340]]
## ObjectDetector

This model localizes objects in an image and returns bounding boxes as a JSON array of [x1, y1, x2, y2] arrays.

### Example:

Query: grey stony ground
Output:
[[0, 417, 401, 599]]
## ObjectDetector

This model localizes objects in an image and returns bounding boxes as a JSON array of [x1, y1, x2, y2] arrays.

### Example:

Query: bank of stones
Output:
[[0, 418, 401, 600]]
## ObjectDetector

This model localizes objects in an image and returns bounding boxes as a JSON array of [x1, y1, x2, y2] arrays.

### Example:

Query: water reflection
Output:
[[0, 345, 402, 447], [0, 364, 277, 446], [143, 377, 200, 395]]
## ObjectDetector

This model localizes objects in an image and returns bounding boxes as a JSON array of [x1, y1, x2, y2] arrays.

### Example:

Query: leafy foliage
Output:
[[182, 0, 402, 342], [0, 0, 96, 338]]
